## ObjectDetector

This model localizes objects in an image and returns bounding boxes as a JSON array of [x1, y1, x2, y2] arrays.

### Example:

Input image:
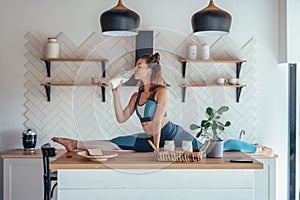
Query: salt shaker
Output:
[[45, 38, 59, 58]]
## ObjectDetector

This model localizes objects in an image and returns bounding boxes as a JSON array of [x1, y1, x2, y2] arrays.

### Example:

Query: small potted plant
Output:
[[190, 106, 231, 157]]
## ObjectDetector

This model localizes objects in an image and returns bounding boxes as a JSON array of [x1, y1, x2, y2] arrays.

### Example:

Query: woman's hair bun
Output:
[[153, 53, 160, 63]]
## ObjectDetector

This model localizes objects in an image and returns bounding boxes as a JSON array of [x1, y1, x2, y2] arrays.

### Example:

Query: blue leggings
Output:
[[110, 121, 256, 153]]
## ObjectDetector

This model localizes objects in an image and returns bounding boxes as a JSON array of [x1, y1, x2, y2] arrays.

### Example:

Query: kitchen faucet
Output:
[[239, 130, 245, 140]]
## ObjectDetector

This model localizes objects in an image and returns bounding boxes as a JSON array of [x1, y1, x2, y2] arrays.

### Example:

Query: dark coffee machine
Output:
[[22, 129, 37, 151]]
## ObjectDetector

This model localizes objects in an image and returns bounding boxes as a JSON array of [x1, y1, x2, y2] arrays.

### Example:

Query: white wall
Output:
[[0, 0, 288, 200]]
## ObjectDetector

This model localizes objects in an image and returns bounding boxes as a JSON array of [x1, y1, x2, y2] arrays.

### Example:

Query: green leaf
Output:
[[225, 121, 231, 127], [201, 120, 209, 126], [216, 106, 229, 114], [190, 124, 200, 130], [206, 107, 213, 116], [202, 122, 211, 129], [196, 129, 203, 138], [215, 116, 221, 120]]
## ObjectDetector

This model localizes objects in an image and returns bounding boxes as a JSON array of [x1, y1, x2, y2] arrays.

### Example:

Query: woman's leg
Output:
[[224, 139, 256, 152], [52, 133, 154, 152], [77, 140, 121, 151], [51, 137, 77, 151], [169, 124, 202, 148], [51, 137, 121, 151], [111, 133, 153, 152]]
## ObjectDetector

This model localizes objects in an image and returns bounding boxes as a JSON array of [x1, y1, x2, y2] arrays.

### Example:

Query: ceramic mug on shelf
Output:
[[229, 78, 239, 85], [216, 77, 227, 85]]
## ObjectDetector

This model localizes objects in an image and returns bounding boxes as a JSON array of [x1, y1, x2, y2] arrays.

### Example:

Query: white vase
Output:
[[45, 38, 59, 58]]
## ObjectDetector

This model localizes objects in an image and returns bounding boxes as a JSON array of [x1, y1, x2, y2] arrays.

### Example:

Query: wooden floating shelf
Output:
[[40, 58, 108, 62], [41, 83, 108, 102], [179, 84, 246, 88], [180, 84, 246, 103], [40, 57, 107, 78], [179, 59, 247, 63], [40, 83, 109, 87], [179, 59, 247, 103]]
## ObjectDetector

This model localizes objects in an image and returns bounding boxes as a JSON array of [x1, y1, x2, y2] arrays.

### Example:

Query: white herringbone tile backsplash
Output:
[[24, 31, 258, 148]]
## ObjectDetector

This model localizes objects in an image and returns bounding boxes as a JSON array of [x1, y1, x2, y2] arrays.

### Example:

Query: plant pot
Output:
[[206, 140, 224, 158]]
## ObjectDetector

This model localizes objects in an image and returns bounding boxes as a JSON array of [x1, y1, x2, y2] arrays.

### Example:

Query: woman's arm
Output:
[[151, 86, 169, 148], [112, 84, 137, 123]]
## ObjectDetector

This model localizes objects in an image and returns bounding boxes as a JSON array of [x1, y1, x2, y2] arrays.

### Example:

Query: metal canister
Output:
[[22, 129, 37, 151]]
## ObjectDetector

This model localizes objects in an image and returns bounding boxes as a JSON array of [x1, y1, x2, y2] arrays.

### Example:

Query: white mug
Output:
[[182, 140, 193, 152], [164, 140, 175, 151], [229, 78, 239, 85], [216, 77, 226, 85]]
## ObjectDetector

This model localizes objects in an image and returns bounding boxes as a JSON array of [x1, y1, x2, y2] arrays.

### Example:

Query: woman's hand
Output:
[[112, 80, 123, 95]]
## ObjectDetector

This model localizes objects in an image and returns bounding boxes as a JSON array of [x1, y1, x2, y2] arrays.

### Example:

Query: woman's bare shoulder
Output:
[[129, 92, 139, 102], [156, 85, 169, 94]]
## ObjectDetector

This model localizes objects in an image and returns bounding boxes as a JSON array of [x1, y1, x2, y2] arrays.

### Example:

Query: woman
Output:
[[52, 53, 274, 156]]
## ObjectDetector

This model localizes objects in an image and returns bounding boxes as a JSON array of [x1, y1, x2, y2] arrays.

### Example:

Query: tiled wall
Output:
[[24, 30, 258, 148]]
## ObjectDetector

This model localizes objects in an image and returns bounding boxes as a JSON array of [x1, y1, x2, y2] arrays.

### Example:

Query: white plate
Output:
[[77, 151, 118, 161]]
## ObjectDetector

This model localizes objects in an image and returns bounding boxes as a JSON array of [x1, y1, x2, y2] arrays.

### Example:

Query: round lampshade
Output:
[[192, 0, 232, 36], [100, 0, 140, 36]]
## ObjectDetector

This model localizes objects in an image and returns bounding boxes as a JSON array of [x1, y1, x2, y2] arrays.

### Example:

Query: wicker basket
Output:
[[154, 149, 206, 162]]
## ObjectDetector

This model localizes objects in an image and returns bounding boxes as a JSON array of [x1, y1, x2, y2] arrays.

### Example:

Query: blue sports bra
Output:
[[135, 92, 167, 123]]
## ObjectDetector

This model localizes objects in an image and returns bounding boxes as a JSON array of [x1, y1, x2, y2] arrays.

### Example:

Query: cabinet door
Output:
[[254, 158, 276, 200], [3, 158, 47, 200]]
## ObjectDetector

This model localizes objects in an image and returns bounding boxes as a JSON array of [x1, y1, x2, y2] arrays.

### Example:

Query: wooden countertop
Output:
[[49, 151, 263, 170], [0, 149, 66, 158]]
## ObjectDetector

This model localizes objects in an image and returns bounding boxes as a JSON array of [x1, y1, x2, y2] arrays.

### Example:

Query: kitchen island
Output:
[[50, 151, 275, 200]]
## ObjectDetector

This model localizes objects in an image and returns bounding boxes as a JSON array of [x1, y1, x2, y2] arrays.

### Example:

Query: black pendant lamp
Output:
[[191, 0, 232, 36], [100, 0, 140, 36]]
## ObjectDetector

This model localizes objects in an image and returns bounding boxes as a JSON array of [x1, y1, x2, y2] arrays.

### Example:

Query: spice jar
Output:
[[45, 38, 59, 58]]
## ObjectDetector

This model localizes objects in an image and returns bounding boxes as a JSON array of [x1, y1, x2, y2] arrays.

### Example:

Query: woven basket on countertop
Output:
[[154, 149, 206, 162]]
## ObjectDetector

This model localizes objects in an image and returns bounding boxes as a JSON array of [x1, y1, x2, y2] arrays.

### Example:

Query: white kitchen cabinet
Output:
[[1, 150, 276, 200], [51, 151, 277, 200], [1, 150, 62, 200], [3, 158, 45, 200], [254, 157, 277, 200]]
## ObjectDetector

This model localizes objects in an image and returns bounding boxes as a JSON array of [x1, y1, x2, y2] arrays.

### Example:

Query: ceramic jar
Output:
[[201, 43, 210, 60], [45, 38, 59, 58], [188, 44, 197, 60]]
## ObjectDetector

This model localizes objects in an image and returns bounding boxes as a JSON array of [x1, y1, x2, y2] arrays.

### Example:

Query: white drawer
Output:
[[59, 169, 254, 189]]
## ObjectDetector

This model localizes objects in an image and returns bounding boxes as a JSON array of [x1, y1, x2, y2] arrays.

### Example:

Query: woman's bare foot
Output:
[[51, 137, 78, 152], [255, 144, 275, 157]]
